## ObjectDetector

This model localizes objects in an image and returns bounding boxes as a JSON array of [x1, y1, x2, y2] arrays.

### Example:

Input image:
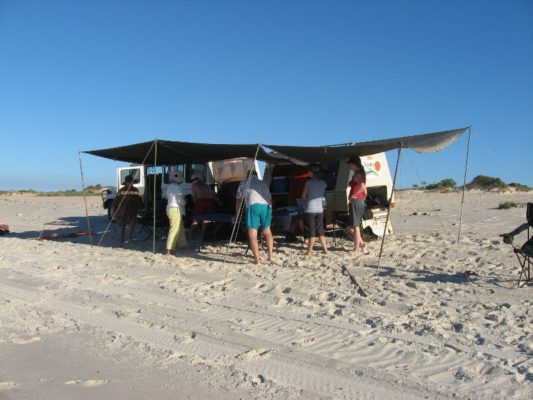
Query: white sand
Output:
[[0, 191, 532, 399]]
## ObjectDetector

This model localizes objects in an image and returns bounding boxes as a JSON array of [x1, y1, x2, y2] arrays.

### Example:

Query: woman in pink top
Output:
[[346, 156, 367, 251]]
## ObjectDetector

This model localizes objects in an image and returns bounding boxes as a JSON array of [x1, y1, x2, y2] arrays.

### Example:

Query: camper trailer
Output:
[[101, 158, 260, 220], [264, 152, 394, 237]]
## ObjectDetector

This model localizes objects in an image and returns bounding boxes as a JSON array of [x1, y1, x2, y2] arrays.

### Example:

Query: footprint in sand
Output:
[[11, 336, 42, 345], [244, 348, 271, 361], [64, 379, 109, 387], [0, 382, 20, 391]]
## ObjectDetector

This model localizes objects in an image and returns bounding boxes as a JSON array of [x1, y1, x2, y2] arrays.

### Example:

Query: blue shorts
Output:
[[246, 204, 272, 230]]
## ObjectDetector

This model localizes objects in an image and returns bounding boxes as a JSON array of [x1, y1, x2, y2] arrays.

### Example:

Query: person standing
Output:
[[113, 174, 142, 243], [191, 174, 217, 216], [163, 171, 187, 255], [190, 173, 218, 233], [236, 171, 273, 265], [346, 155, 367, 251], [301, 164, 328, 255]]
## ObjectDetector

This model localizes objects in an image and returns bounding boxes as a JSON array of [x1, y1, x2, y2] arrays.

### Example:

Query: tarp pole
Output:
[[78, 151, 94, 247], [97, 141, 156, 246], [153, 140, 158, 254], [222, 144, 261, 291], [457, 126, 472, 244], [376, 144, 403, 275]]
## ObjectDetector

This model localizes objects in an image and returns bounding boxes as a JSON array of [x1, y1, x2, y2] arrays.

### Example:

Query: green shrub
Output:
[[509, 182, 532, 192], [468, 175, 508, 191], [498, 201, 520, 209], [426, 178, 457, 190]]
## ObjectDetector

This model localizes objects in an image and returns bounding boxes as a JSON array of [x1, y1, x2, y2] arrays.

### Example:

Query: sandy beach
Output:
[[1, 190, 532, 399]]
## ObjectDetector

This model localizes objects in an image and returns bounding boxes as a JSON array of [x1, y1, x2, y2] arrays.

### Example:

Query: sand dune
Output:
[[0, 191, 532, 399]]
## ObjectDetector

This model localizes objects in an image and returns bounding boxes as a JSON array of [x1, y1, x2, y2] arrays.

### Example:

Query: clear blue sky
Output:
[[0, 0, 531, 190]]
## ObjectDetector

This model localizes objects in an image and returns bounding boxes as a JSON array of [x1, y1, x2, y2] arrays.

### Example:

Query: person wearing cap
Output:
[[163, 171, 187, 255], [301, 164, 328, 255], [346, 155, 367, 251], [113, 174, 142, 244], [236, 170, 273, 265]]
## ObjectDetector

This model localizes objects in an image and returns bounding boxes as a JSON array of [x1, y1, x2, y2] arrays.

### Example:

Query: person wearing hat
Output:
[[301, 164, 328, 255], [163, 171, 187, 255], [346, 155, 367, 251], [113, 174, 142, 244]]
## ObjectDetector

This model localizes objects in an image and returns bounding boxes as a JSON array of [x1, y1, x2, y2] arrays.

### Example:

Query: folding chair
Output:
[[136, 200, 169, 241], [514, 203, 533, 288], [331, 213, 353, 247]]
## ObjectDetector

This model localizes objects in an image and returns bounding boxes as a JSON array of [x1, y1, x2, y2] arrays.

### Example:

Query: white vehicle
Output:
[[101, 158, 260, 220], [264, 152, 394, 237]]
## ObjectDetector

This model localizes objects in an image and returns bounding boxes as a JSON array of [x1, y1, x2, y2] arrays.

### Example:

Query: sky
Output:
[[0, 0, 532, 191]]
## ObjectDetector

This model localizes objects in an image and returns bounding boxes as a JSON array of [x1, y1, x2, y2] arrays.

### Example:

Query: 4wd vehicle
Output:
[[264, 152, 395, 237], [101, 158, 259, 220]]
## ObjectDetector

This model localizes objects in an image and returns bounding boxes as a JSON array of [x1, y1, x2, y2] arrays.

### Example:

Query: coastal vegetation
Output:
[[0, 185, 105, 197]]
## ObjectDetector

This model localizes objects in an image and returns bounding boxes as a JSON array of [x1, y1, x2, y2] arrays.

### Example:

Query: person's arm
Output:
[[301, 182, 309, 200], [350, 174, 366, 198], [235, 197, 244, 215], [235, 183, 244, 215], [352, 184, 366, 197], [264, 184, 272, 206]]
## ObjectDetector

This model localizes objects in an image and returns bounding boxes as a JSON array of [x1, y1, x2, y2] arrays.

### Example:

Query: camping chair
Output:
[[331, 212, 352, 246], [330, 209, 377, 247], [136, 199, 169, 241], [513, 203, 533, 288]]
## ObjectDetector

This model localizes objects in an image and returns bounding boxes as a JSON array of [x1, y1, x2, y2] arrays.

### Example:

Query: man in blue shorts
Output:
[[236, 171, 273, 265]]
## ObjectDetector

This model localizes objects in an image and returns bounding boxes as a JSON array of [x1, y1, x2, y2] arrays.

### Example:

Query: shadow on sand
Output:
[[4, 214, 250, 264]]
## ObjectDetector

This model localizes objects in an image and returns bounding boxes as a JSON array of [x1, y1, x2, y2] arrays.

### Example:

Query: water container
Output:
[[272, 176, 288, 193]]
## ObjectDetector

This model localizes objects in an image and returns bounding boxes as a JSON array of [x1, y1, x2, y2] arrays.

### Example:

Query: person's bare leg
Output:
[[318, 235, 328, 254], [263, 228, 274, 261], [306, 237, 316, 255], [120, 224, 126, 243], [128, 220, 136, 241], [354, 226, 362, 251], [297, 219, 304, 234], [248, 228, 260, 264], [345, 226, 354, 240]]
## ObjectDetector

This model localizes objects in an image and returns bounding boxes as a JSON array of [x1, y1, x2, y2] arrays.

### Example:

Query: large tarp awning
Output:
[[84, 127, 468, 165], [85, 140, 275, 165], [266, 127, 467, 163]]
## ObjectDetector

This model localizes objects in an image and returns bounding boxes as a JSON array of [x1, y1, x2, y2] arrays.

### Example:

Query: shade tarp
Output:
[[85, 140, 273, 165], [84, 127, 468, 164], [265, 127, 468, 163]]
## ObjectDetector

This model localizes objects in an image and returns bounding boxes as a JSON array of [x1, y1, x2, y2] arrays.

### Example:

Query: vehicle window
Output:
[[164, 165, 186, 183], [146, 166, 163, 175], [120, 168, 141, 185], [186, 163, 208, 183]]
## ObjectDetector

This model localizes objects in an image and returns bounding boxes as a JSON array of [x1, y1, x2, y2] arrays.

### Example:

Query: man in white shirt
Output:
[[236, 171, 273, 265]]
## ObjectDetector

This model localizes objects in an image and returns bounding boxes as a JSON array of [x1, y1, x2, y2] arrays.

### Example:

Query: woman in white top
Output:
[[301, 165, 328, 255], [163, 171, 187, 255]]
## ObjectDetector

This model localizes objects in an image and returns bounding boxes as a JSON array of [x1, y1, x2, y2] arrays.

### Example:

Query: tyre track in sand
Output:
[[4, 263, 523, 399], [0, 272, 453, 400]]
